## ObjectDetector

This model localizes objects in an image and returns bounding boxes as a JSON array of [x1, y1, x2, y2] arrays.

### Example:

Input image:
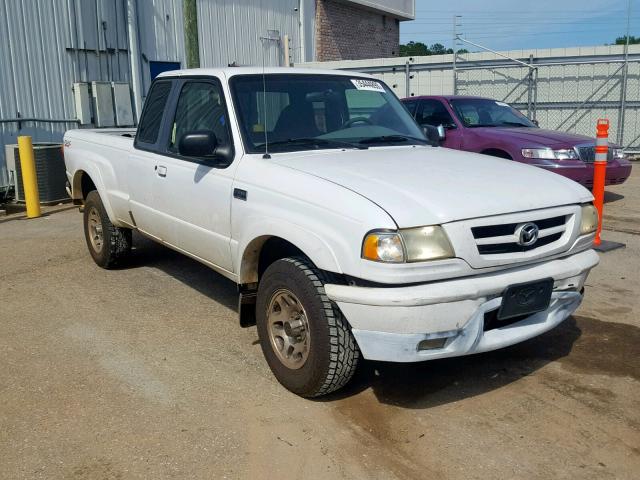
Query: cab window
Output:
[[136, 81, 172, 145], [168, 81, 231, 157]]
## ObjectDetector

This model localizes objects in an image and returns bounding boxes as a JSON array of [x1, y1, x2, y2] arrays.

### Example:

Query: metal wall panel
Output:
[[197, 0, 309, 68], [137, 0, 187, 93], [0, 0, 188, 182], [343, 0, 414, 19]]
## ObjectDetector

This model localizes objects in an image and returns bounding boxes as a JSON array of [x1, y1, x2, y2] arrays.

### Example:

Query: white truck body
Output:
[[63, 68, 598, 391]]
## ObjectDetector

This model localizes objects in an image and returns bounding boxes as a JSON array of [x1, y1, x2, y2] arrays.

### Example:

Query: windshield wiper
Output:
[[358, 134, 429, 145], [259, 138, 367, 150], [499, 121, 532, 128]]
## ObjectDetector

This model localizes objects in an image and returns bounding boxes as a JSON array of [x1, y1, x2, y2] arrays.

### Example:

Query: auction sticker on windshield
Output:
[[351, 79, 385, 92]]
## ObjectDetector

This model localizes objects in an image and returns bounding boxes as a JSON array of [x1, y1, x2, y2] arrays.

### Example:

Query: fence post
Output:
[[17, 136, 41, 218], [405, 61, 410, 97], [527, 54, 534, 118], [592, 119, 609, 246]]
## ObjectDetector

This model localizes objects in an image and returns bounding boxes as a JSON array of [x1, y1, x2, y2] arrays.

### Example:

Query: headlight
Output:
[[612, 148, 625, 159], [522, 148, 578, 160], [580, 204, 599, 235], [362, 232, 405, 263], [362, 226, 455, 263]]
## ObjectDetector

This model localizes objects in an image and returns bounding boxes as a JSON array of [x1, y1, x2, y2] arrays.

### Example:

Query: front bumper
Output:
[[325, 249, 599, 362], [534, 161, 632, 187]]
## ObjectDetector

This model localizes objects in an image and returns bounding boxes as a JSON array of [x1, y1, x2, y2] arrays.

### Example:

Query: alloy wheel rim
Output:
[[87, 207, 104, 253], [267, 289, 310, 370]]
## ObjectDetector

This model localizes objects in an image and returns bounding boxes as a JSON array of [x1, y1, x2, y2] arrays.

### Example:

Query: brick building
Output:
[[315, 0, 414, 61]]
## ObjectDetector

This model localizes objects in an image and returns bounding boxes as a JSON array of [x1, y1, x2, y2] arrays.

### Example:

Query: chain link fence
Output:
[[300, 45, 640, 151], [455, 57, 639, 149]]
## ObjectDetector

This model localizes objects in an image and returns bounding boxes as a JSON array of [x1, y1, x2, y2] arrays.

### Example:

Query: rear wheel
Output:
[[83, 191, 132, 268], [256, 257, 360, 397]]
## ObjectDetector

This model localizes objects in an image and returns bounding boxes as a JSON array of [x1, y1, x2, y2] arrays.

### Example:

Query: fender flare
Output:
[[71, 166, 117, 222], [236, 219, 343, 284]]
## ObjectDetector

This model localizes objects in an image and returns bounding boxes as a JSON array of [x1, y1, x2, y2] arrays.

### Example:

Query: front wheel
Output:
[[256, 257, 360, 397]]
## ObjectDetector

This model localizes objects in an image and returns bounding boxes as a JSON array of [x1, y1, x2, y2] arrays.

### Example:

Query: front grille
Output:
[[478, 232, 562, 254], [471, 215, 568, 255], [471, 215, 565, 239], [575, 145, 614, 163]]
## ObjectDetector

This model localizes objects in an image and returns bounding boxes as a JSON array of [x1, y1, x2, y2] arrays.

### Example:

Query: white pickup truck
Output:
[[64, 67, 599, 397]]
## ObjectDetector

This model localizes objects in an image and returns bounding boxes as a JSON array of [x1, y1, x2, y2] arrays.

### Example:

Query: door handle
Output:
[[157, 165, 167, 177]]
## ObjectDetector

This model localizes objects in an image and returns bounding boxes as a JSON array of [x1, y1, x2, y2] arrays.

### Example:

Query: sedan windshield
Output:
[[230, 74, 426, 153], [449, 98, 536, 128]]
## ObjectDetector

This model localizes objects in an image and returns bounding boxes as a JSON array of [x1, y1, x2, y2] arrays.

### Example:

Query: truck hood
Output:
[[271, 146, 592, 227], [473, 126, 593, 147]]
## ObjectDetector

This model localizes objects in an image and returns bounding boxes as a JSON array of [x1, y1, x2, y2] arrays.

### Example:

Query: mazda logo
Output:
[[516, 287, 537, 305], [516, 222, 539, 246]]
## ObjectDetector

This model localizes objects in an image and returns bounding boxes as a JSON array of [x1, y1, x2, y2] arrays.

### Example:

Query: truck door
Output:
[[151, 78, 236, 272], [416, 99, 463, 149], [128, 80, 173, 236]]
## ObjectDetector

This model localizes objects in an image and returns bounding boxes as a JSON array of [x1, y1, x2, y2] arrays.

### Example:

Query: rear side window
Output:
[[137, 81, 172, 144]]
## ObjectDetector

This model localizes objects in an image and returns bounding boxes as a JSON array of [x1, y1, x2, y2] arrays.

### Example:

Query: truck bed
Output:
[[66, 128, 137, 152]]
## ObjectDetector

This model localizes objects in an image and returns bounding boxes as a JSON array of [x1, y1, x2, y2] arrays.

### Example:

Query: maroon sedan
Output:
[[402, 95, 632, 187]]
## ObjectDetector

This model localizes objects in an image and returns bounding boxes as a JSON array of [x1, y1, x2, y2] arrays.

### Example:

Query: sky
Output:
[[401, 0, 639, 51]]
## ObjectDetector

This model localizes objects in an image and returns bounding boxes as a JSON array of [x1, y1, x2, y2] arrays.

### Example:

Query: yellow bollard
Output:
[[17, 136, 41, 218]]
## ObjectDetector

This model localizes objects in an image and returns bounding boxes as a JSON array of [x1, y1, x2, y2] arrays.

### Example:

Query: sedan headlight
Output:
[[612, 147, 625, 159], [362, 226, 455, 263], [522, 148, 578, 160], [580, 204, 599, 235]]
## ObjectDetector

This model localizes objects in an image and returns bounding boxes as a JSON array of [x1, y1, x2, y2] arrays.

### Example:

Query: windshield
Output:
[[230, 74, 427, 153], [449, 98, 536, 128]]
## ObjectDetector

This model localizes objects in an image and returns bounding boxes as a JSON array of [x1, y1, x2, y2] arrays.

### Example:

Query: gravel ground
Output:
[[1, 170, 638, 479]]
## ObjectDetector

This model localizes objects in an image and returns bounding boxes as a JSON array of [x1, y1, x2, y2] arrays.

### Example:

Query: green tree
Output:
[[399, 42, 469, 57], [399, 41, 431, 56], [430, 43, 449, 55], [614, 35, 640, 44]]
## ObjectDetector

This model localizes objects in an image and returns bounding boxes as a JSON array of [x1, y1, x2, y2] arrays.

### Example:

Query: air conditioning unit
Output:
[[5, 143, 69, 204], [0, 145, 11, 192]]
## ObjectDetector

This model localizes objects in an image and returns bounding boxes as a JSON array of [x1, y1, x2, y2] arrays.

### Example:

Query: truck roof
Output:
[[157, 66, 378, 79]]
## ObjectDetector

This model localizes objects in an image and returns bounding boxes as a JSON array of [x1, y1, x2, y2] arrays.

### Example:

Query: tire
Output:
[[256, 257, 360, 397], [83, 190, 132, 269]]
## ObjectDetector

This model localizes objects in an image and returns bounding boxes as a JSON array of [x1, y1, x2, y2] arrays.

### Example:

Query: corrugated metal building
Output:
[[0, 0, 187, 189], [0, 0, 414, 189]]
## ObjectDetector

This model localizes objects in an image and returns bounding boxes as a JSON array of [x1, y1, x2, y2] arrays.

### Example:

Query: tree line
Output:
[[399, 35, 639, 57], [399, 41, 468, 57]]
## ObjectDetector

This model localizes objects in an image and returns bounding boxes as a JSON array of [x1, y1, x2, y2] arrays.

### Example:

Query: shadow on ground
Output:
[[120, 233, 640, 410], [122, 233, 238, 311], [328, 314, 640, 409], [604, 191, 624, 204]]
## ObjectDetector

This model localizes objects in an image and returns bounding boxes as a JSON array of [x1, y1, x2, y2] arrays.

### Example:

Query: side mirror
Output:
[[532, 119, 540, 127], [422, 124, 445, 146], [178, 130, 218, 157], [178, 130, 234, 166]]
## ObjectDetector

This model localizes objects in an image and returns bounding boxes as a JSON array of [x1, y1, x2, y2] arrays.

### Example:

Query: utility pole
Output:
[[452, 15, 462, 95], [617, 0, 632, 145], [184, 0, 200, 68], [126, 0, 143, 121]]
